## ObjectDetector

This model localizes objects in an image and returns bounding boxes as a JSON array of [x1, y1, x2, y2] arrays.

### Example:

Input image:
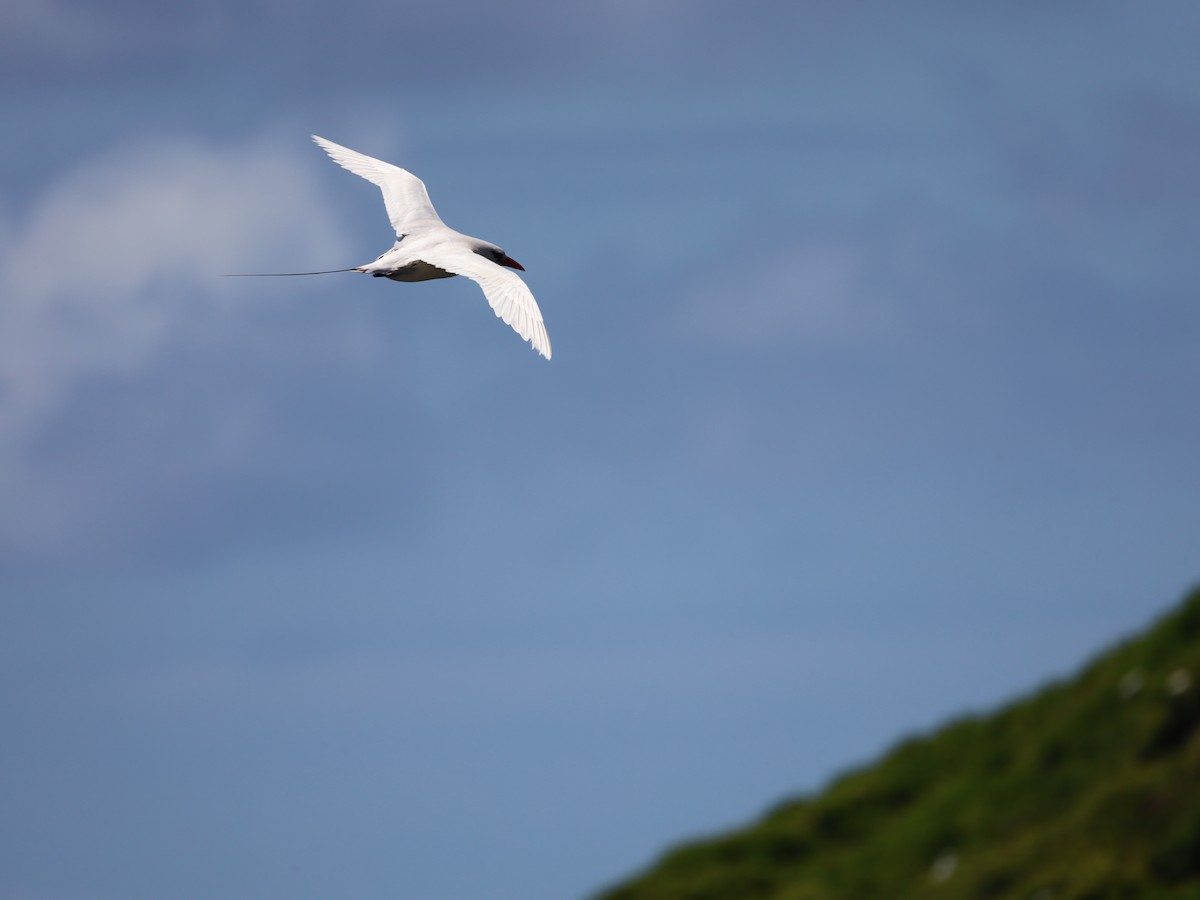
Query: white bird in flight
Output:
[[229, 135, 551, 360]]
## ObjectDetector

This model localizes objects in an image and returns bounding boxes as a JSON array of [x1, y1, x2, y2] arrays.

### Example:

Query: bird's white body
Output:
[[358, 227, 486, 281], [312, 135, 551, 359]]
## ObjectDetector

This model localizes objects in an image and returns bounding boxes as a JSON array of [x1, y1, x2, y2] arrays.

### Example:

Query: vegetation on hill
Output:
[[595, 589, 1200, 900]]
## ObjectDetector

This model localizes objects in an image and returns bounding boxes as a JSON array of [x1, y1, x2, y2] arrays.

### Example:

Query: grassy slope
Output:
[[595, 589, 1200, 900]]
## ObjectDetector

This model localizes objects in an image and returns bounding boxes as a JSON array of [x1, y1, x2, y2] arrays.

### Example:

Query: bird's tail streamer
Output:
[[222, 267, 361, 277]]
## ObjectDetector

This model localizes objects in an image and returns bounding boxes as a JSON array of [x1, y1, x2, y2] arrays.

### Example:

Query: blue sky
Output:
[[2, 2, 1199, 898]]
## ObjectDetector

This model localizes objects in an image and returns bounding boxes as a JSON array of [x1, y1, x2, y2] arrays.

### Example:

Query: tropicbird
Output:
[[228, 135, 551, 360]]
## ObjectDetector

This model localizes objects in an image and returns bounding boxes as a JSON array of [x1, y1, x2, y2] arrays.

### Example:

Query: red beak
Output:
[[500, 255, 525, 272]]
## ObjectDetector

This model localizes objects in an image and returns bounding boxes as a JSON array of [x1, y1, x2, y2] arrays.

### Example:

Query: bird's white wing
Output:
[[427, 248, 552, 360], [312, 135, 443, 236]]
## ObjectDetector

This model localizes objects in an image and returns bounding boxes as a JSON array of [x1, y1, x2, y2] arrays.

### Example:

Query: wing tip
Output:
[[536, 327, 552, 361]]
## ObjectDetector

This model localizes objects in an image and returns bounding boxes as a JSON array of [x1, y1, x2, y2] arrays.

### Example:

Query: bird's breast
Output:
[[375, 260, 456, 282]]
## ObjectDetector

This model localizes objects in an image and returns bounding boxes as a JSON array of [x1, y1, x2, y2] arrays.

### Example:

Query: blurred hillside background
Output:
[[1, 3, 1198, 899], [596, 589, 1200, 899]]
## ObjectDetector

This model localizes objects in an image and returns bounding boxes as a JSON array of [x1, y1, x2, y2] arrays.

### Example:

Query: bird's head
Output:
[[475, 243, 525, 271]]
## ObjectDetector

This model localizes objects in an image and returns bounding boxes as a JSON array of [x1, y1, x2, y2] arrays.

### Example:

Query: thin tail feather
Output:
[[222, 267, 361, 277]]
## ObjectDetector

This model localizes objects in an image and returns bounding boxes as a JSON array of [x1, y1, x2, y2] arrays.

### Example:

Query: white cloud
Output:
[[0, 134, 348, 444], [0, 134, 354, 559]]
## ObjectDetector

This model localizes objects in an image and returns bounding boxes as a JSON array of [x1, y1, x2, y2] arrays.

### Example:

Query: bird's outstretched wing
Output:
[[426, 247, 552, 360], [312, 135, 443, 236]]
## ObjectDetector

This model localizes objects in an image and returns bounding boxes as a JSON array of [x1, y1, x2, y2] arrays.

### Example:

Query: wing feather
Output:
[[311, 135, 443, 236], [426, 248, 552, 360]]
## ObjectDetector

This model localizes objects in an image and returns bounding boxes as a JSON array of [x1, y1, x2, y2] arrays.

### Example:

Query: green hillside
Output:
[[596, 590, 1200, 900]]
